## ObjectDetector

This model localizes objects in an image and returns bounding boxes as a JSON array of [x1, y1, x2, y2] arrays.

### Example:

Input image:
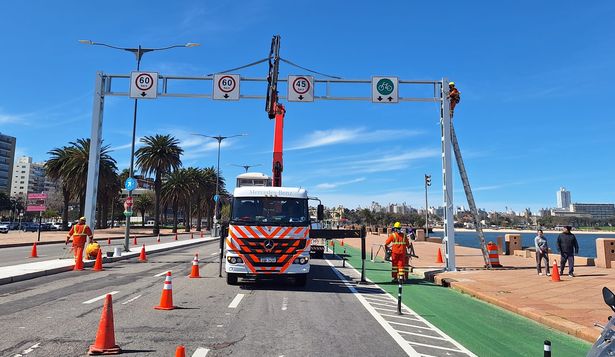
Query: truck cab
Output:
[[225, 185, 311, 286]]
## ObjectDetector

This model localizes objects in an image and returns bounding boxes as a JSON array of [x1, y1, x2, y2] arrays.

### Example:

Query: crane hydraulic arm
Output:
[[272, 103, 286, 187]]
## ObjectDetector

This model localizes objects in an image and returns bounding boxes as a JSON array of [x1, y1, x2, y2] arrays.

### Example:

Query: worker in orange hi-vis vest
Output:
[[385, 222, 411, 283], [66, 216, 94, 259], [448, 82, 461, 118]]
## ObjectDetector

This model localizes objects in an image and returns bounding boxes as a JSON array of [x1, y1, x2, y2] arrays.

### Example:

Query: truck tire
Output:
[[226, 273, 238, 285], [294, 274, 307, 287]]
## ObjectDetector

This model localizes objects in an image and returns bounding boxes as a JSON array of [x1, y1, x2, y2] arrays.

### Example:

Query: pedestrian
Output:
[[556, 225, 579, 277], [406, 225, 418, 258], [385, 222, 410, 283], [448, 82, 461, 118], [66, 216, 94, 259], [534, 229, 550, 276]]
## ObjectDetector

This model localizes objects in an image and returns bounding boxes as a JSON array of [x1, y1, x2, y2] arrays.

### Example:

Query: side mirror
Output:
[[317, 204, 324, 221], [603, 287, 615, 310]]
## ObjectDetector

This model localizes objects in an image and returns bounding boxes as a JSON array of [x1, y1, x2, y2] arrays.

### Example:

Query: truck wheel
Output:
[[294, 274, 307, 287], [226, 273, 238, 285]]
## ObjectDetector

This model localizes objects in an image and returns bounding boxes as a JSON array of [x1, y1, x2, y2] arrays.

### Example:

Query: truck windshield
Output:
[[231, 197, 308, 226]]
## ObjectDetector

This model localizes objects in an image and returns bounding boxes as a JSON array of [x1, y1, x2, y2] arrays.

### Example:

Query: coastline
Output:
[[433, 228, 615, 235]]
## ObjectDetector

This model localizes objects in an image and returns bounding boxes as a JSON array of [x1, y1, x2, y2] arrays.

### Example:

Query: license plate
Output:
[[260, 256, 277, 263]]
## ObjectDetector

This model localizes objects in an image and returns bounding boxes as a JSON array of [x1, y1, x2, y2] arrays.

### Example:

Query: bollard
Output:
[[543, 340, 551, 357], [370, 245, 374, 262], [397, 272, 403, 315]]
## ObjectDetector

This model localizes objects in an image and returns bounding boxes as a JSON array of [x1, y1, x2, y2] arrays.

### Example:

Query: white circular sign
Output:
[[292, 77, 310, 95], [218, 76, 237, 93], [135, 73, 154, 91]]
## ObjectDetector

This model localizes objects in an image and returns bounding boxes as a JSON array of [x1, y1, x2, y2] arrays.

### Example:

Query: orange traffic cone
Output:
[[139, 244, 147, 262], [341, 240, 344, 247], [133, 236, 137, 245], [88, 294, 121, 355], [551, 260, 561, 282], [189, 254, 201, 278], [174, 233, 178, 241], [436, 248, 444, 263], [93, 249, 104, 271], [157, 234, 160, 243], [74, 247, 84, 271], [154, 272, 175, 310], [107, 237, 111, 245], [175, 345, 186, 357], [30, 242, 38, 258]]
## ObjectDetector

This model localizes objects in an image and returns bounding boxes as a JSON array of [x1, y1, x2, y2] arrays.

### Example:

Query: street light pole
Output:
[[80, 40, 199, 252]]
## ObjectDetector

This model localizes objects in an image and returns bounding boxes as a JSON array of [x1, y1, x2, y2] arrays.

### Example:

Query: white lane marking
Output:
[[396, 329, 448, 341], [363, 295, 394, 303], [192, 347, 210, 357], [83, 291, 119, 304], [228, 293, 245, 309], [369, 300, 403, 308], [380, 313, 422, 321], [211, 252, 218, 256], [282, 297, 288, 311], [14, 342, 41, 356], [406, 341, 462, 352], [154, 270, 171, 277], [121, 294, 142, 305], [373, 306, 403, 313], [388, 320, 434, 330], [324, 258, 420, 356], [339, 260, 476, 356]]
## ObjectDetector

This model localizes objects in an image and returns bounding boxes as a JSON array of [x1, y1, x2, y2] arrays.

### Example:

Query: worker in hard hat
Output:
[[85, 241, 101, 260], [66, 217, 94, 259], [385, 222, 411, 283], [448, 82, 461, 118]]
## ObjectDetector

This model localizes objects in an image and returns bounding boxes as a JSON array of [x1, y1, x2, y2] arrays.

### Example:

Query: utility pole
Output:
[[424, 174, 431, 238]]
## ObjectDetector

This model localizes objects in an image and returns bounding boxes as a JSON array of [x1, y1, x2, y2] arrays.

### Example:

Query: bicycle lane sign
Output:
[[371, 76, 399, 103]]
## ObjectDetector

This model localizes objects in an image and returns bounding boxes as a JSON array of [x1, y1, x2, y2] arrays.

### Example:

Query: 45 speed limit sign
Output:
[[129, 72, 158, 99], [288, 75, 314, 102]]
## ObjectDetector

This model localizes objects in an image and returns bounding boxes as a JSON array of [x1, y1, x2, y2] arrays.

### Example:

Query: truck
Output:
[[225, 183, 314, 286]]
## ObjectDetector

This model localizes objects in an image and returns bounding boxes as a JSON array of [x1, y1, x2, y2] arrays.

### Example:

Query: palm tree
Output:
[[134, 192, 154, 227], [135, 134, 183, 235], [45, 147, 73, 230], [193, 167, 216, 231], [161, 169, 190, 233]]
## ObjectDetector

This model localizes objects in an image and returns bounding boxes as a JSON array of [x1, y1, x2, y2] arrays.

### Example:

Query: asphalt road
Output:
[[0, 232, 203, 267], [0, 240, 411, 356]]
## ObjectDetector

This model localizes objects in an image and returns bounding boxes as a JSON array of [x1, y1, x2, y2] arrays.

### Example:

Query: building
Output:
[[570, 203, 615, 220], [0, 133, 16, 194], [10, 156, 46, 199], [556, 187, 571, 210]]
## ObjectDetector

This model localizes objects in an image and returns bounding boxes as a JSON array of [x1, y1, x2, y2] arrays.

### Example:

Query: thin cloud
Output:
[[315, 177, 366, 190], [288, 127, 423, 151]]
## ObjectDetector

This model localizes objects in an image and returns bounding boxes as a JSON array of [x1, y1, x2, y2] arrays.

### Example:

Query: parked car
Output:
[[50, 223, 62, 230], [8, 222, 20, 230], [22, 223, 38, 232], [0, 223, 8, 234]]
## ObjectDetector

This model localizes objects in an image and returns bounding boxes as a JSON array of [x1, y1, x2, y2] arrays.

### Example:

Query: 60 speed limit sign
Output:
[[213, 74, 240, 100], [129, 72, 158, 99], [288, 75, 314, 102]]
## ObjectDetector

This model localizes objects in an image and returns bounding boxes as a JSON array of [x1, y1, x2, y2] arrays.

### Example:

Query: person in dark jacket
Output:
[[556, 225, 579, 277]]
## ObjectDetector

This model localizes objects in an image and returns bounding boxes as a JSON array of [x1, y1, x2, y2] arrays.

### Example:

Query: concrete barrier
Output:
[[505, 234, 522, 255], [595, 238, 615, 268], [496, 236, 504, 255], [416, 229, 426, 241]]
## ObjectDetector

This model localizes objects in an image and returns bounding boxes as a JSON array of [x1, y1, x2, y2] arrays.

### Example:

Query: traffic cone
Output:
[[139, 244, 147, 262], [189, 254, 201, 278], [174, 233, 178, 241], [74, 247, 84, 271], [436, 248, 444, 263], [175, 345, 186, 357], [93, 249, 104, 271], [133, 236, 137, 245], [88, 294, 121, 355], [30, 242, 38, 258], [154, 272, 175, 310], [156, 234, 160, 243], [551, 260, 561, 282], [341, 240, 344, 247], [107, 237, 111, 245]]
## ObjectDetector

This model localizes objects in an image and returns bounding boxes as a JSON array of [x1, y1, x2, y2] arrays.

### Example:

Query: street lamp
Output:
[[192, 134, 246, 233], [80, 40, 199, 252], [231, 163, 262, 173]]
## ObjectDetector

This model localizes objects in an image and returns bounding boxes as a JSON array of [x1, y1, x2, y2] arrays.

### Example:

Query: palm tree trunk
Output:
[[62, 186, 70, 230], [141, 209, 145, 227], [172, 200, 178, 233], [184, 202, 190, 232], [153, 175, 161, 235], [196, 196, 202, 231], [79, 193, 86, 218]]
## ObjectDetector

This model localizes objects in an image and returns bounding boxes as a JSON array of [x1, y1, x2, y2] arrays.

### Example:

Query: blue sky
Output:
[[1, 1, 613, 212]]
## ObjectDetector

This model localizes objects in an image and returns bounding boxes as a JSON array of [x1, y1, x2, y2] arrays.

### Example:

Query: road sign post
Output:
[[288, 75, 314, 102], [213, 74, 240, 100], [129, 72, 158, 99]]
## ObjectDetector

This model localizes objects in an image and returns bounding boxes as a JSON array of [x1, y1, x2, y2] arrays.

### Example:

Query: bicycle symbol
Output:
[[376, 78, 394, 95]]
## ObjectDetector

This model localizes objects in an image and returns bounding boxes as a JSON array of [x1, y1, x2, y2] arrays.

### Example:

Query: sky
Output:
[[0, 1, 614, 212]]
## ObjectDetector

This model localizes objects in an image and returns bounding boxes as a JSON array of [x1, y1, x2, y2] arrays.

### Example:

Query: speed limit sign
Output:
[[129, 72, 158, 99], [288, 75, 314, 102], [213, 74, 240, 100]]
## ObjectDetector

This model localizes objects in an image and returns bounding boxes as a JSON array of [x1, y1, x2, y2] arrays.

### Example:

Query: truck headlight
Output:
[[227, 256, 243, 264], [294, 257, 309, 265]]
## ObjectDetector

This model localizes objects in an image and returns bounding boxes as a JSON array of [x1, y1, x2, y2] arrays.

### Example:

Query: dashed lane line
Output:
[[228, 294, 245, 309], [83, 291, 119, 304], [282, 296, 288, 311], [12, 342, 41, 356], [154, 270, 171, 277], [192, 347, 210, 356], [121, 294, 142, 305]]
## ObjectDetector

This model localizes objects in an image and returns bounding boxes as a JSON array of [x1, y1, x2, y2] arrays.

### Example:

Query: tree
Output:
[[135, 134, 183, 235], [161, 169, 190, 233], [194, 167, 217, 231], [134, 192, 154, 227], [45, 146, 74, 230]]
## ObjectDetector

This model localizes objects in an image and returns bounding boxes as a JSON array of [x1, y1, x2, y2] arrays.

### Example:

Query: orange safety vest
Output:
[[385, 232, 409, 255], [70, 224, 91, 247]]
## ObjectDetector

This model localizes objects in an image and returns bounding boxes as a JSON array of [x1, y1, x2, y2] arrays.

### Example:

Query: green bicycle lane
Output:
[[330, 242, 591, 356]]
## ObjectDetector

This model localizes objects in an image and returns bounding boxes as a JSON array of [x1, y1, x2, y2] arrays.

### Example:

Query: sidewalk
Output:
[[0, 236, 218, 285], [343, 233, 611, 343]]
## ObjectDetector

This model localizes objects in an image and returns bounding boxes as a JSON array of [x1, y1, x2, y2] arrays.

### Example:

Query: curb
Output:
[[421, 268, 601, 343], [0, 236, 219, 286], [0, 232, 201, 249]]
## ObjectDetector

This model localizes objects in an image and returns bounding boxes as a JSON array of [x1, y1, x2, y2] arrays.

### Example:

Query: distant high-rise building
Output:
[[10, 156, 46, 199], [556, 187, 571, 210], [0, 132, 16, 194]]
